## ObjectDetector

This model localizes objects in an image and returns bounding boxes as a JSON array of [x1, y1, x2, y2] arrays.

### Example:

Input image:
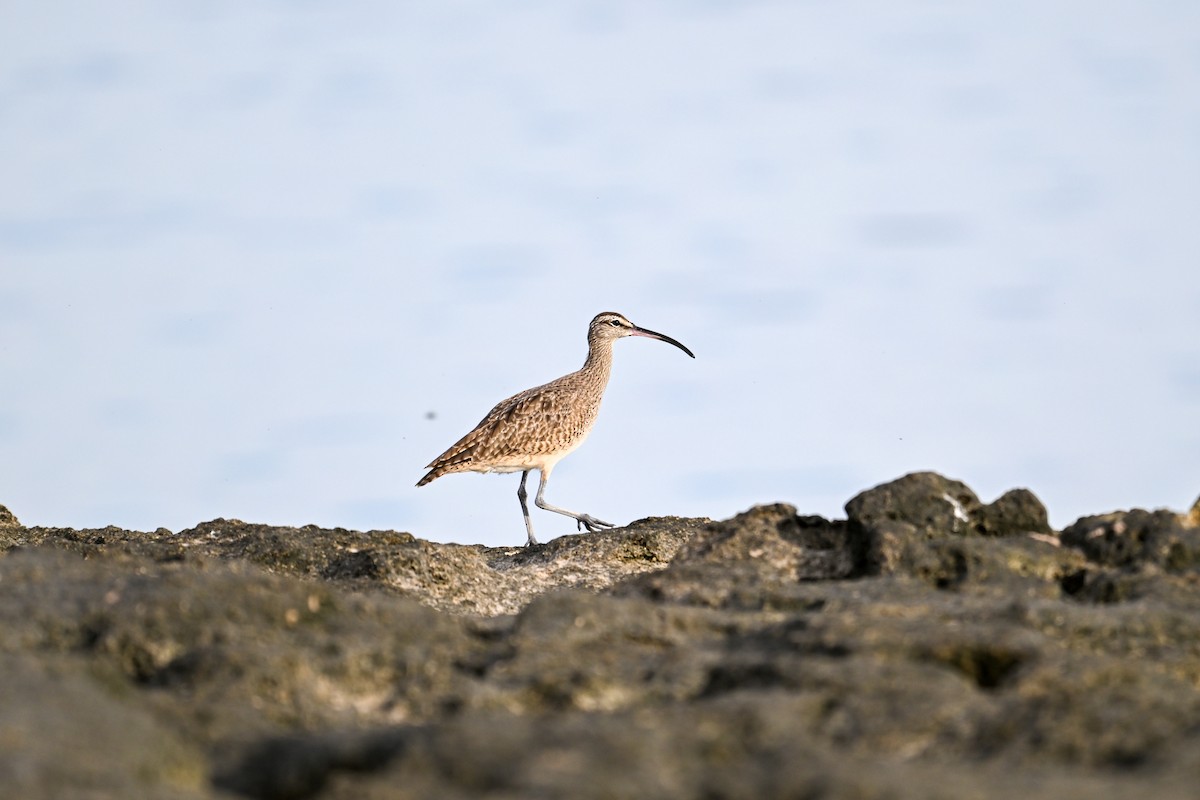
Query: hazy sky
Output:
[[3, 1, 1198, 545]]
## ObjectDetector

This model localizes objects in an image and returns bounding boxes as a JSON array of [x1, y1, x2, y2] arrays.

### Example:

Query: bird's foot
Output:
[[575, 514, 615, 532]]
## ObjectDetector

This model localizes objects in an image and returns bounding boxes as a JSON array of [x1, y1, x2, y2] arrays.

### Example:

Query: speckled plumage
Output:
[[417, 311, 694, 545], [417, 334, 612, 481]]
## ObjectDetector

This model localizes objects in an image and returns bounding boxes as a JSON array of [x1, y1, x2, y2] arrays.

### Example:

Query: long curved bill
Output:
[[630, 325, 695, 358]]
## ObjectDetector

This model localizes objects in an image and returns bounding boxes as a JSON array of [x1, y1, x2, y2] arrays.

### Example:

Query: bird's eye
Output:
[[609, 319, 622, 327]]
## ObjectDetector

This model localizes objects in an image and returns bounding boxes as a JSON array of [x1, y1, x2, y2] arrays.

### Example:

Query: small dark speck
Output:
[[425, 411, 437, 420]]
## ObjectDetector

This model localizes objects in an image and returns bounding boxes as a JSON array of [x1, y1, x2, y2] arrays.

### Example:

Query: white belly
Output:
[[479, 430, 591, 474]]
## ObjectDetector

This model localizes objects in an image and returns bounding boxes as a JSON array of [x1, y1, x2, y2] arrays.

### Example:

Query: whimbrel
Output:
[[417, 311, 694, 545]]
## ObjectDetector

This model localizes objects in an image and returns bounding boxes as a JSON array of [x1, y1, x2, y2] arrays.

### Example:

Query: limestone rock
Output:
[[1183, 494, 1200, 528]]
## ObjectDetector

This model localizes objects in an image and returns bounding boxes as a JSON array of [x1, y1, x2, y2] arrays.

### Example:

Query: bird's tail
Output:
[[415, 456, 473, 487]]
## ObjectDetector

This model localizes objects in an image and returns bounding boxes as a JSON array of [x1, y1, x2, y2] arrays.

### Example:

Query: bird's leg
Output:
[[533, 468, 615, 533], [518, 470, 538, 546]]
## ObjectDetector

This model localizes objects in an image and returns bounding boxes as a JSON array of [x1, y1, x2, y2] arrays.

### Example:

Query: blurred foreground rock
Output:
[[2, 472, 1200, 799]]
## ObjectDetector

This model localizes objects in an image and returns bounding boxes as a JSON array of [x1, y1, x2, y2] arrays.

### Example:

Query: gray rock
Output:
[[5, 515, 705, 616], [617, 504, 855, 609]]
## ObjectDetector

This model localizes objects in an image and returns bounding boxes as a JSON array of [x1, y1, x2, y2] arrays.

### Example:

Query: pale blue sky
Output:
[[2, 1, 1198, 545]]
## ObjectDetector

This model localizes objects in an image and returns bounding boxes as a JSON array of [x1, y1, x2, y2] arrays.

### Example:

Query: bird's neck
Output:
[[580, 336, 614, 386]]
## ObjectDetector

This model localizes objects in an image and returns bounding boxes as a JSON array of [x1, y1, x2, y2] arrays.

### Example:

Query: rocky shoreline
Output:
[[2, 471, 1199, 799]]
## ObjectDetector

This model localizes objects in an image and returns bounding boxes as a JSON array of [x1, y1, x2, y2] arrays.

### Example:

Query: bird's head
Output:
[[589, 312, 695, 358]]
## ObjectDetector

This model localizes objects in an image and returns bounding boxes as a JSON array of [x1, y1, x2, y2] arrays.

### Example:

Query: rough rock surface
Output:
[[2, 471, 1199, 799]]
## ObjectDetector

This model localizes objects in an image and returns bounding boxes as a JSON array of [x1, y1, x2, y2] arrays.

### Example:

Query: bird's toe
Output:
[[578, 514, 615, 532]]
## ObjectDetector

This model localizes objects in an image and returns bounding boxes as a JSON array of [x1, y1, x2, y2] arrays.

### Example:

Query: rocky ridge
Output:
[[1, 471, 1199, 799]]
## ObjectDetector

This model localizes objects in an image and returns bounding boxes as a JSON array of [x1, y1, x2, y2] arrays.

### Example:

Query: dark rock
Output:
[[846, 471, 984, 536], [278, 704, 1194, 800], [846, 472, 1051, 542], [213, 728, 409, 800], [0, 546, 484, 749], [3, 476, 1200, 799], [976, 488, 1053, 535], [1059, 567, 1144, 603], [1060, 509, 1200, 571], [844, 471, 986, 577], [843, 474, 1065, 584]]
